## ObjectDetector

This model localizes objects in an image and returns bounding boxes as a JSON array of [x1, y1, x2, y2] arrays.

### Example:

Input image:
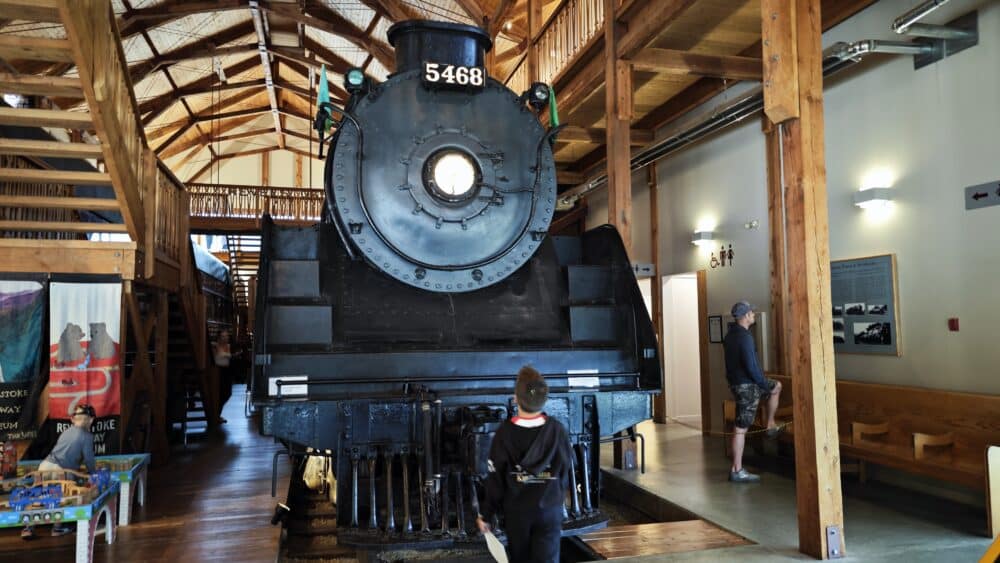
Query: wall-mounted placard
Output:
[[831, 254, 900, 356], [708, 315, 723, 343]]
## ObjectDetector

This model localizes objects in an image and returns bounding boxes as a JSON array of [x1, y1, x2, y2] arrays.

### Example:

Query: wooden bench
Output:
[[766, 374, 1000, 492]]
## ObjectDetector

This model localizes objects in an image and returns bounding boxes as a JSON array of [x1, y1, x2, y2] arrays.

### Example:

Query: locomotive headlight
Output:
[[430, 151, 477, 198]]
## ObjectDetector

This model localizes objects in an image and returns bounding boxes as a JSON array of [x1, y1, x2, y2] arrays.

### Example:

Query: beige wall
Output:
[[211, 150, 326, 188], [586, 0, 1000, 432]]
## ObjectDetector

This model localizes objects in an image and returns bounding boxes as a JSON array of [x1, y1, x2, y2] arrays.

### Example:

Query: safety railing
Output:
[[60, 0, 147, 242], [187, 183, 325, 224], [536, 0, 605, 85]]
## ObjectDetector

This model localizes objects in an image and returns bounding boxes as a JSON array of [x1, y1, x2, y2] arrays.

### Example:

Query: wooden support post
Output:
[[697, 270, 711, 434], [526, 0, 542, 81], [763, 0, 845, 558], [153, 290, 169, 460], [649, 166, 666, 423], [261, 151, 270, 185], [764, 118, 787, 375], [294, 152, 303, 188], [124, 282, 170, 463], [605, 17, 633, 254], [606, 0, 636, 469]]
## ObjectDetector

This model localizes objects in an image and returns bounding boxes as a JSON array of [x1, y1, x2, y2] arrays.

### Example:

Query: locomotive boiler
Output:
[[251, 20, 661, 550]]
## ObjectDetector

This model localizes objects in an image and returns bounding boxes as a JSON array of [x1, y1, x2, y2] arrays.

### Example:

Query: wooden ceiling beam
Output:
[[278, 56, 350, 101], [452, 0, 485, 26], [266, 2, 394, 70], [249, 2, 285, 150], [557, 126, 652, 146], [358, 0, 421, 23], [119, 0, 249, 39], [160, 114, 261, 159], [140, 57, 261, 126], [615, 0, 698, 61], [630, 48, 763, 81], [128, 21, 256, 84]]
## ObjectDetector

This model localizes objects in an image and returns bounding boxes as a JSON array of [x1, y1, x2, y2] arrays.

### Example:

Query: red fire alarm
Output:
[[948, 318, 960, 332]]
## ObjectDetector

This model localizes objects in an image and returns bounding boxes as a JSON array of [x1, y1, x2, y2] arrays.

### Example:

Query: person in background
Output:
[[476, 366, 573, 563], [723, 301, 782, 483], [211, 329, 234, 423], [22, 404, 97, 539]]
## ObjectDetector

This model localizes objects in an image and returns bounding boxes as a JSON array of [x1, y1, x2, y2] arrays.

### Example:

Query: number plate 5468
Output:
[[423, 62, 485, 88]]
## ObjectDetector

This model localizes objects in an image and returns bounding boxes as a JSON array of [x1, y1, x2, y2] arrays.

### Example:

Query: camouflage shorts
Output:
[[730, 379, 777, 429]]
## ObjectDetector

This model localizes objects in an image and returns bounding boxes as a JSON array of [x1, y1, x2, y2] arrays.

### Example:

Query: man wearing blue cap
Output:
[[723, 301, 782, 483]]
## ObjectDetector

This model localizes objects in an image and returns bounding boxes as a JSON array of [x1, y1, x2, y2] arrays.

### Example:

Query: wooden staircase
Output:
[[0, 0, 222, 463]]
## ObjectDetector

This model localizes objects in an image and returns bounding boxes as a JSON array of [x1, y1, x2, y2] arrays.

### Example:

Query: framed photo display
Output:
[[708, 315, 724, 343], [830, 254, 900, 356]]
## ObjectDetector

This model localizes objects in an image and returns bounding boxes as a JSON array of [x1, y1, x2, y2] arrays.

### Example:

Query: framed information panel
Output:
[[830, 254, 900, 356]]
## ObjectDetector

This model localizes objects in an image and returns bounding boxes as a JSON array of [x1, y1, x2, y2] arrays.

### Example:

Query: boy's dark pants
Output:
[[504, 504, 563, 563]]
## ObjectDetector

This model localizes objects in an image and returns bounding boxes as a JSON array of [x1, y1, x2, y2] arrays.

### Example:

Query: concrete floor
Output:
[[600, 421, 993, 562]]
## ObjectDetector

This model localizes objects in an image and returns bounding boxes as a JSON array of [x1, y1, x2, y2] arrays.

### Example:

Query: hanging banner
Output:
[[49, 282, 122, 454], [0, 280, 45, 442]]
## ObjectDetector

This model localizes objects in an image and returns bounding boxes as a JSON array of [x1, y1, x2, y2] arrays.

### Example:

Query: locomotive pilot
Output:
[[476, 366, 573, 563]]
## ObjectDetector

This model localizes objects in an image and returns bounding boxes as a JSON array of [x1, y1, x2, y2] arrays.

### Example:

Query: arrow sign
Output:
[[965, 181, 1000, 210]]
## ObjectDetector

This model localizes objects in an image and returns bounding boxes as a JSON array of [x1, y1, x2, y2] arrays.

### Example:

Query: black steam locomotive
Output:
[[251, 20, 660, 550]]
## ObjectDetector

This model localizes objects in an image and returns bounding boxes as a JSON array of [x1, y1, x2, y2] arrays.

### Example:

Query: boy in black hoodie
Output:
[[476, 366, 573, 563]]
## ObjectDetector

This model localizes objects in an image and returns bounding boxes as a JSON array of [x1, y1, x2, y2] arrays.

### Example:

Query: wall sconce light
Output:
[[691, 230, 715, 246], [853, 187, 894, 210]]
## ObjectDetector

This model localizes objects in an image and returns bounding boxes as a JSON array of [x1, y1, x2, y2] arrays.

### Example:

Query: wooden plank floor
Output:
[[0, 386, 290, 562], [581, 519, 752, 559]]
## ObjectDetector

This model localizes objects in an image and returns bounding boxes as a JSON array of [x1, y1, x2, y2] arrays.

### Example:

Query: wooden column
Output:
[[606, 0, 637, 469], [762, 0, 845, 558], [526, 0, 542, 81], [293, 153, 303, 188], [764, 118, 788, 375], [604, 0, 633, 254], [649, 165, 666, 423], [154, 289, 169, 458], [261, 152, 270, 185]]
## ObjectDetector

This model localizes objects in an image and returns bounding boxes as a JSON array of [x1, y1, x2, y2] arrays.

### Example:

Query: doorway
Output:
[[662, 273, 702, 427]]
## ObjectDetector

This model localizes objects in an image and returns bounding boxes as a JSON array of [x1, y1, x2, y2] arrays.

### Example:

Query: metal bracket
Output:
[[826, 525, 844, 559], [913, 11, 978, 70]]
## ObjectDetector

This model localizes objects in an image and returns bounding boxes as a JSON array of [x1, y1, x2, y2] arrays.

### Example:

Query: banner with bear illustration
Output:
[[0, 280, 45, 444], [48, 282, 121, 454]]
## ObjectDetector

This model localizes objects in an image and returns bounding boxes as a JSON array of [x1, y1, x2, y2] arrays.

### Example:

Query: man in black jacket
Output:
[[723, 301, 782, 483], [476, 366, 572, 563]]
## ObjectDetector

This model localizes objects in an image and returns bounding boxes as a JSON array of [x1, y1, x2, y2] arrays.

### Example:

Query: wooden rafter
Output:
[[140, 57, 260, 126], [249, 1, 284, 149], [160, 114, 261, 159], [149, 86, 264, 144], [630, 48, 763, 81], [128, 21, 256, 85], [359, 0, 421, 23], [118, 0, 248, 39], [266, 2, 394, 70], [452, 0, 485, 25]]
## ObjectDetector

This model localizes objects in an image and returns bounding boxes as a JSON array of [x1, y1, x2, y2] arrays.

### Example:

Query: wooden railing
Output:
[[506, 58, 530, 98], [0, 156, 81, 240], [536, 0, 605, 86], [59, 0, 147, 242], [504, 0, 605, 92], [140, 150, 188, 279], [187, 183, 325, 224]]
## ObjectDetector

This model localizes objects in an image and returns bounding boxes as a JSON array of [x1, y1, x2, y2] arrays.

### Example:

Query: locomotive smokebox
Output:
[[388, 20, 492, 74]]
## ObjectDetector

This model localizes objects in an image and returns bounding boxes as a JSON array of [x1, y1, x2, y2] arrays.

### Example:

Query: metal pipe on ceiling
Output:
[[558, 38, 932, 206], [891, 0, 953, 34]]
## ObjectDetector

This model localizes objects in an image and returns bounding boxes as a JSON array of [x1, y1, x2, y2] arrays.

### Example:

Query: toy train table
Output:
[[0, 454, 149, 563]]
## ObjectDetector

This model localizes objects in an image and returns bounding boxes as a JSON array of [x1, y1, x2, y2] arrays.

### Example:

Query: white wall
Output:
[[587, 0, 1000, 431]]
